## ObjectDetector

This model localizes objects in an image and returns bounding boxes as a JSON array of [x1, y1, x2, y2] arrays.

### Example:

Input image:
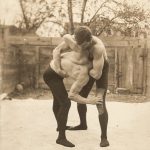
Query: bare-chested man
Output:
[[64, 27, 109, 147], [50, 34, 100, 104], [43, 26, 109, 147]]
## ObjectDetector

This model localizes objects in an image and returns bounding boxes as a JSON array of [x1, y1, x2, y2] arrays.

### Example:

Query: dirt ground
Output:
[[1, 89, 150, 150]]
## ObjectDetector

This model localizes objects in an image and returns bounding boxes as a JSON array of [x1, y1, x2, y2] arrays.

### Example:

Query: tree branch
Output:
[[88, 0, 110, 24], [19, 0, 30, 29]]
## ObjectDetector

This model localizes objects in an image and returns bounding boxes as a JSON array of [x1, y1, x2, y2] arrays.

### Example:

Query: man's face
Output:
[[76, 39, 92, 50]]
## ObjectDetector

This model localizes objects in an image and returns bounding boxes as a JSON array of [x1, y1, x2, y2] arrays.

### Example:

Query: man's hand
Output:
[[57, 69, 69, 78], [89, 69, 101, 80], [88, 96, 103, 105]]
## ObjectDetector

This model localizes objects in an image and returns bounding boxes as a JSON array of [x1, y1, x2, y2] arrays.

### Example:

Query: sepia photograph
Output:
[[0, 0, 150, 149]]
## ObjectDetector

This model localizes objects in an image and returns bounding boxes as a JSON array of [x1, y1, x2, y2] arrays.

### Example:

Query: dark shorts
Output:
[[96, 59, 109, 89], [79, 59, 109, 98]]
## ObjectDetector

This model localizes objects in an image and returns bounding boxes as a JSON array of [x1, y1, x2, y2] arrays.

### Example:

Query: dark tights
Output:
[[77, 60, 109, 139], [43, 66, 71, 139]]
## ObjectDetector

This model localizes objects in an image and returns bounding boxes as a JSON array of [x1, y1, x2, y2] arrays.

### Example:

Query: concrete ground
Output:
[[1, 99, 150, 150]]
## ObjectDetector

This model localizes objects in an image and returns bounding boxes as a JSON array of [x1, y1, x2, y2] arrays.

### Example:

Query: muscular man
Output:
[[66, 26, 110, 147], [43, 27, 100, 147], [50, 34, 100, 104]]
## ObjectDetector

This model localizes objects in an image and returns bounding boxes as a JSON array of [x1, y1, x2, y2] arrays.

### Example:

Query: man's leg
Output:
[[96, 60, 109, 147], [52, 95, 59, 127], [43, 66, 75, 147], [68, 76, 95, 130], [96, 91, 109, 147]]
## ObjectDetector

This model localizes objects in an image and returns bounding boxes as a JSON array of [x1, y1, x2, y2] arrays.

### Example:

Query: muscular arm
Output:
[[68, 73, 100, 105], [89, 45, 104, 80], [63, 34, 76, 49], [53, 34, 76, 68], [63, 34, 81, 52], [52, 41, 69, 77]]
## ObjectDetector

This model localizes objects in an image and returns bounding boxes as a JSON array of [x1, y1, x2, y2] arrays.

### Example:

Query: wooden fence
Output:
[[0, 26, 150, 96]]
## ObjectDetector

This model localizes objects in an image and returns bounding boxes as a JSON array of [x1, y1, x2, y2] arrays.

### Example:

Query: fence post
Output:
[[146, 38, 150, 97], [0, 26, 7, 93], [114, 48, 118, 90], [0, 28, 4, 93], [35, 46, 40, 89]]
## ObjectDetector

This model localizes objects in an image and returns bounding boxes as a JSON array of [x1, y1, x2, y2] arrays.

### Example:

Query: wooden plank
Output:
[[51, 37, 63, 45], [3, 69, 18, 76], [125, 48, 134, 90], [35, 47, 40, 88], [8, 35, 140, 47], [40, 65, 49, 72], [145, 38, 150, 96], [117, 47, 128, 88], [2, 70, 19, 93], [142, 40, 148, 95], [106, 47, 115, 91], [132, 47, 144, 94], [39, 57, 51, 65], [117, 48, 123, 87], [121, 48, 126, 88], [114, 48, 118, 89], [8, 36, 52, 46], [2, 81, 16, 93], [39, 47, 53, 63]]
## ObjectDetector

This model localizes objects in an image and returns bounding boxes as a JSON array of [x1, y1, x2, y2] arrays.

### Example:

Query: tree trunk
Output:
[[81, 0, 88, 24], [19, 0, 29, 30], [68, 0, 74, 34]]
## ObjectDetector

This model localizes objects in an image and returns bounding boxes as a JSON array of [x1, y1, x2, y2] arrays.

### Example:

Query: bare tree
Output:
[[84, 0, 150, 36], [66, 0, 149, 35], [17, 0, 55, 32], [17, 0, 150, 36]]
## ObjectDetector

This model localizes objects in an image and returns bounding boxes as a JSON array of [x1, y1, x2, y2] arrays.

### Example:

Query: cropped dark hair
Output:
[[74, 26, 92, 45]]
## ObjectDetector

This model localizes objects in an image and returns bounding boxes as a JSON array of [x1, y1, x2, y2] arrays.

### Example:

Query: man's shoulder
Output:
[[92, 36, 105, 49], [63, 34, 75, 41], [63, 34, 78, 50], [92, 36, 104, 44], [90, 37, 105, 57], [63, 34, 75, 43]]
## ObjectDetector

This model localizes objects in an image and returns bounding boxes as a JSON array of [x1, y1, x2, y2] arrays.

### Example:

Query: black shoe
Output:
[[56, 138, 75, 147], [67, 125, 87, 131], [100, 138, 109, 147]]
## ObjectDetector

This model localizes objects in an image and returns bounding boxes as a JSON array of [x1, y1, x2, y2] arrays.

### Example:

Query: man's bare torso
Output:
[[49, 34, 107, 104], [51, 50, 91, 79]]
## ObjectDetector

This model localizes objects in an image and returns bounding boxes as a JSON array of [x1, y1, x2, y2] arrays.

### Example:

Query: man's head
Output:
[[74, 26, 92, 49]]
